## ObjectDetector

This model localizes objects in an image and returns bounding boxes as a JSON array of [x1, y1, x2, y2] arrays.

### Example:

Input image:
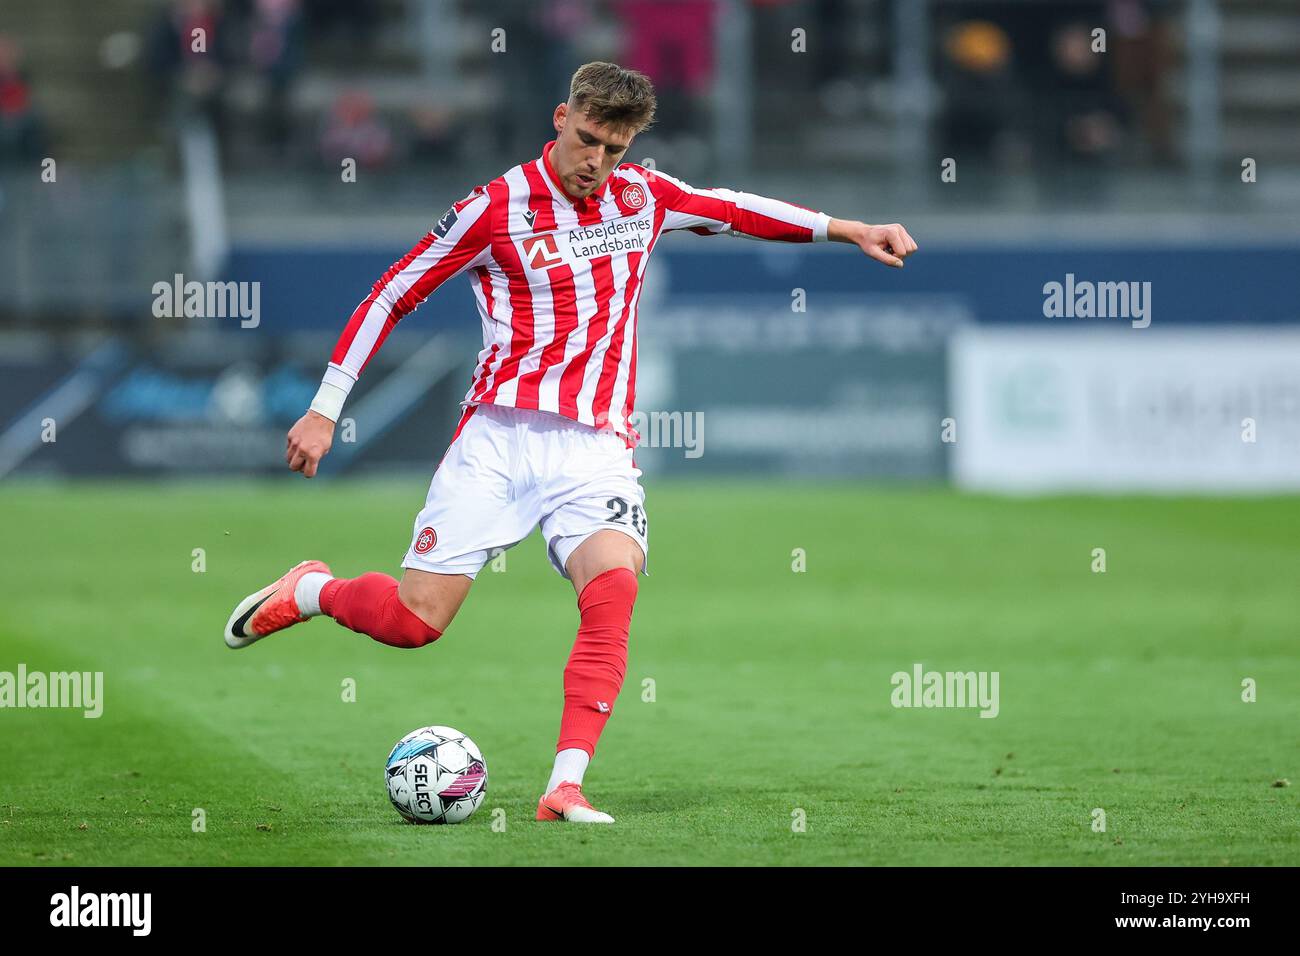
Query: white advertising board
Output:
[[950, 328, 1300, 492]]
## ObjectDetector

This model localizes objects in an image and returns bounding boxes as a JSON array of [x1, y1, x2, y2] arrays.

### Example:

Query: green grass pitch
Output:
[[1, 480, 1295, 866]]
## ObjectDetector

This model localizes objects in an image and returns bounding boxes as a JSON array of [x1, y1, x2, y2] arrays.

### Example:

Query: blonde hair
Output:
[[568, 61, 657, 134]]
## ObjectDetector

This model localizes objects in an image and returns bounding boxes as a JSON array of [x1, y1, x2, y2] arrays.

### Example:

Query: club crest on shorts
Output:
[[414, 527, 438, 555]]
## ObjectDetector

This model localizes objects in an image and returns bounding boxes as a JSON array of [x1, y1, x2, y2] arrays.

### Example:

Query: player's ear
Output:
[[553, 102, 567, 134]]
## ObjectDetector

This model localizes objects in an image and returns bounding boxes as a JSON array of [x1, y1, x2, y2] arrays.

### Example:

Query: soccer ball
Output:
[[385, 726, 488, 824]]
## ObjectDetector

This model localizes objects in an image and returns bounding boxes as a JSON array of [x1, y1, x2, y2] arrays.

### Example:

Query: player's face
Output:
[[551, 103, 634, 199]]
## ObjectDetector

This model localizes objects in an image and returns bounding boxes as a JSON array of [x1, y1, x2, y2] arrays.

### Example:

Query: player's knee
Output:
[[569, 533, 643, 594], [605, 564, 640, 599], [400, 567, 473, 634], [396, 577, 462, 636], [575, 567, 640, 623], [395, 595, 453, 636], [391, 607, 442, 648], [385, 586, 442, 648]]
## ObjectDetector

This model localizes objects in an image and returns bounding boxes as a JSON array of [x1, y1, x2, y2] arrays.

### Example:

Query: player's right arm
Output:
[[287, 188, 494, 478]]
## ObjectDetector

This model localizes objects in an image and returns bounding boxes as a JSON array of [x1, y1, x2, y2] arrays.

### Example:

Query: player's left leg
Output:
[[566, 527, 645, 596], [535, 530, 644, 824], [533, 410, 648, 821]]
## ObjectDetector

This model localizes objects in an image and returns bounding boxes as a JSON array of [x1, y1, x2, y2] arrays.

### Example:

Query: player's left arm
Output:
[[646, 169, 918, 267]]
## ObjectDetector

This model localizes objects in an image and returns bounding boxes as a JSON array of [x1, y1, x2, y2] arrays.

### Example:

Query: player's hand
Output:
[[286, 410, 335, 478], [830, 219, 918, 268]]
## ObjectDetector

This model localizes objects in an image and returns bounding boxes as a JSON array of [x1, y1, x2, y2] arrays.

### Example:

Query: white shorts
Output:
[[401, 402, 648, 580]]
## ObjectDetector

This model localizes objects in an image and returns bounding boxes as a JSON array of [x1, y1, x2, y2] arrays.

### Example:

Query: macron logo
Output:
[[50, 886, 151, 936], [596, 701, 610, 713]]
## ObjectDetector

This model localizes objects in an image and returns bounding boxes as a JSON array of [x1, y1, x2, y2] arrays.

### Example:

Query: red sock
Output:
[[557, 567, 638, 756], [320, 573, 442, 649]]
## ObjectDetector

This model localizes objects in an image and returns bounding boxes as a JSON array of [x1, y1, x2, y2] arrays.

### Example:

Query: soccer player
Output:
[[223, 61, 917, 824]]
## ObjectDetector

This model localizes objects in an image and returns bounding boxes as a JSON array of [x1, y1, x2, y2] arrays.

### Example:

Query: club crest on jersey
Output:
[[414, 527, 438, 555], [522, 234, 564, 271], [620, 183, 647, 210]]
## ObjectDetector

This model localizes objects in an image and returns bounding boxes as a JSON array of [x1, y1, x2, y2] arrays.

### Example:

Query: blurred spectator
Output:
[[308, 0, 379, 52], [1109, 0, 1175, 163], [1047, 20, 1124, 165], [936, 18, 1023, 165], [319, 91, 394, 170], [616, 0, 716, 139], [407, 102, 457, 167], [496, 0, 594, 160], [246, 0, 304, 154], [0, 34, 45, 164], [146, 0, 232, 131], [811, 0, 854, 91], [934, 0, 1147, 181]]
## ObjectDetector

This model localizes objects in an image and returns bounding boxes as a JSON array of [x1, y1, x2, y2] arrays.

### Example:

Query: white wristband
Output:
[[309, 379, 350, 423], [812, 212, 832, 242]]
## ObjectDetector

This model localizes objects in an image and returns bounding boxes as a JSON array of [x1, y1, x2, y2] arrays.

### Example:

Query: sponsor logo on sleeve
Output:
[[433, 207, 459, 238]]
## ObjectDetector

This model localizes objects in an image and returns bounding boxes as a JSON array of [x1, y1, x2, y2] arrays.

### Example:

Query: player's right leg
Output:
[[224, 560, 475, 651], [224, 404, 530, 650], [224, 559, 335, 649]]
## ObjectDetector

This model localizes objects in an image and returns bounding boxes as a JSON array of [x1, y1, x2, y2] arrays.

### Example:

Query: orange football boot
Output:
[[536, 781, 615, 824], [225, 560, 332, 649]]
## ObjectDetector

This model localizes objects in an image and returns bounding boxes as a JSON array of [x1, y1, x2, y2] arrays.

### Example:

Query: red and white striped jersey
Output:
[[319, 140, 831, 441]]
